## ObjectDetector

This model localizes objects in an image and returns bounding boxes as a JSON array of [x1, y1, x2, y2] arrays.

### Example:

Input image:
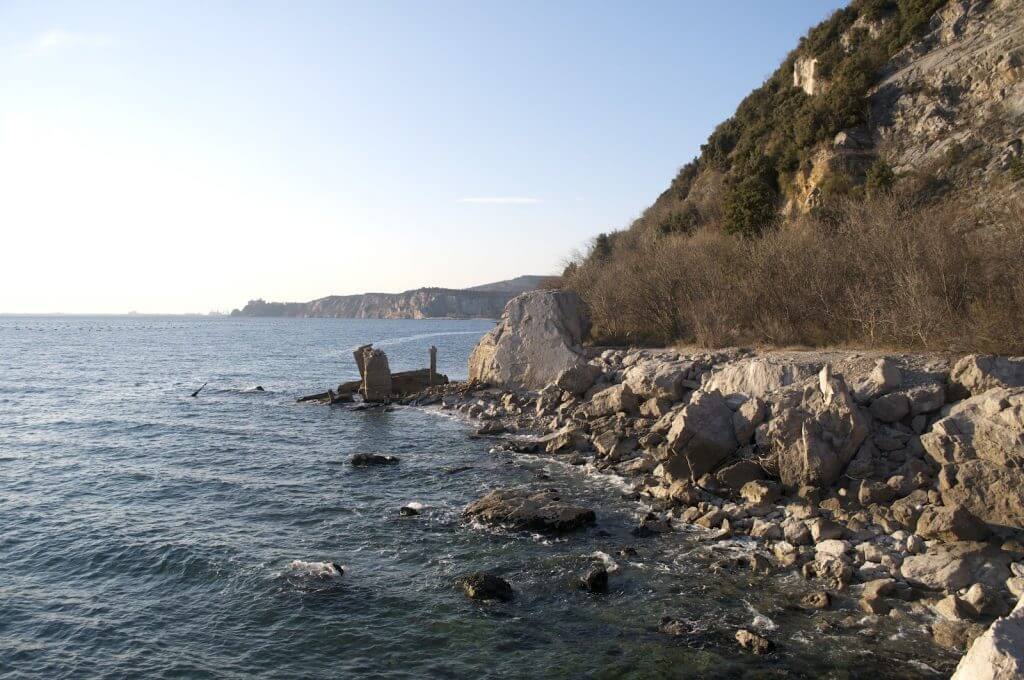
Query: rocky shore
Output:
[[399, 290, 1024, 676]]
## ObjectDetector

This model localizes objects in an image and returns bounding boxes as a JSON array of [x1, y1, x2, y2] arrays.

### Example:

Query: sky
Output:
[[0, 1, 847, 314]]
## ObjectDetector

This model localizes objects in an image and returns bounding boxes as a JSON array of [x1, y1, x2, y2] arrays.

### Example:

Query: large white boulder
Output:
[[660, 390, 738, 483], [468, 290, 590, 390], [922, 387, 1024, 532], [762, 366, 869, 489], [702, 357, 817, 399], [622, 358, 696, 402], [952, 595, 1024, 679], [950, 354, 1024, 399]]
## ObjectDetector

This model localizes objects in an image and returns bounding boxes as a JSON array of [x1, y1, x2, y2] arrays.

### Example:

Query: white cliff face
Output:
[[870, 0, 1024, 181], [467, 290, 590, 390], [793, 56, 823, 96], [952, 595, 1024, 679]]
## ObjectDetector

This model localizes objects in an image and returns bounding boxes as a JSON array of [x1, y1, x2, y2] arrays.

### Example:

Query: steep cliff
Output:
[[602, 0, 1023, 241]]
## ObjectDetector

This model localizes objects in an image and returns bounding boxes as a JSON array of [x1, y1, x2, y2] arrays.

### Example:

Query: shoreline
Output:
[[395, 341, 1024, 674]]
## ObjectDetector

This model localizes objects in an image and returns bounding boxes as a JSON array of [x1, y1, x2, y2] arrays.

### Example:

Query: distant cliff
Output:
[[231, 276, 550, 319]]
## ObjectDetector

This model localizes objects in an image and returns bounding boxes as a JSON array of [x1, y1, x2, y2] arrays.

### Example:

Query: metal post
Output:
[[429, 345, 437, 386]]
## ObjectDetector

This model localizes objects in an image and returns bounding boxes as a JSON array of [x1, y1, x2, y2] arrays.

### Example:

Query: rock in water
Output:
[[735, 629, 773, 655], [952, 595, 1024, 679], [456, 572, 514, 602], [361, 348, 392, 402], [468, 290, 590, 390], [580, 566, 609, 593], [463, 488, 595, 533], [350, 453, 400, 466]]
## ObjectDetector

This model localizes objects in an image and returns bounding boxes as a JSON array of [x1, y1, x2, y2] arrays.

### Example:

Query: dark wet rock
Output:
[[399, 505, 421, 516], [580, 566, 609, 593], [255, 385, 265, 392], [618, 546, 638, 557], [800, 590, 831, 610], [456, 572, 514, 602], [477, 421, 506, 436], [463, 488, 596, 533], [350, 453, 399, 466], [735, 628, 773, 655]]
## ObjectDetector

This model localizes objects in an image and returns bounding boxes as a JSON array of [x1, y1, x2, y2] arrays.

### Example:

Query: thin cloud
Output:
[[25, 30, 110, 56], [456, 197, 542, 205]]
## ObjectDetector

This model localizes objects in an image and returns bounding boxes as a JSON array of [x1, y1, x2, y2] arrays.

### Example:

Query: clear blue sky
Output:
[[0, 1, 846, 313]]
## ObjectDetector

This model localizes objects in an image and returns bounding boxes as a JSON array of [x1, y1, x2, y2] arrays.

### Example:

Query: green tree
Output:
[[865, 159, 896, 197], [724, 177, 778, 237]]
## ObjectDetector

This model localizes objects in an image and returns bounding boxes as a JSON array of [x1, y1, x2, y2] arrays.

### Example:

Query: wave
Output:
[[285, 560, 344, 578], [355, 330, 483, 349]]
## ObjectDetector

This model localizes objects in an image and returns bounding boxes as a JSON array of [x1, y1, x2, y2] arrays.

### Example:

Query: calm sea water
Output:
[[0, 317, 956, 679]]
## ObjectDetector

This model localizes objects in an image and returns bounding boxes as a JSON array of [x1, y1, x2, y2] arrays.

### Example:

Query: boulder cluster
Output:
[[423, 291, 1024, 669]]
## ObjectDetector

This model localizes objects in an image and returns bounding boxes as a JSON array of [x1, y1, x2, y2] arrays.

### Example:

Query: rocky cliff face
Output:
[[232, 287, 519, 319], [872, 0, 1024, 186]]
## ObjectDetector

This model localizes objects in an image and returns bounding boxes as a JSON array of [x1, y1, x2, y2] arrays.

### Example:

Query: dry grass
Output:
[[565, 195, 1024, 353]]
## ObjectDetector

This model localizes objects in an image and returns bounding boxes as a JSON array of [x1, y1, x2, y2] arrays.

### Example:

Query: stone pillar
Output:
[[429, 345, 437, 386], [353, 344, 372, 380], [361, 348, 392, 402]]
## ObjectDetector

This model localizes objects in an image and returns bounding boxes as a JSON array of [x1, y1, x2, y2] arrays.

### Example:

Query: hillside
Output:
[[565, 0, 1024, 352], [231, 277, 547, 319]]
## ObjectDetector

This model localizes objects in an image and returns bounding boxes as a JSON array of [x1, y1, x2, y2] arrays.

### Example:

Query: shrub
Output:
[[724, 177, 778, 237], [865, 159, 896, 196], [565, 195, 1024, 353]]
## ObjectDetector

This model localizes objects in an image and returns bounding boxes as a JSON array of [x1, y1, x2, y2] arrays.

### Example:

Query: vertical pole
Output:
[[429, 345, 437, 386]]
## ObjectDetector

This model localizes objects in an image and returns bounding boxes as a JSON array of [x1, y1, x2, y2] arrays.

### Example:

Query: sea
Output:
[[0, 316, 957, 679]]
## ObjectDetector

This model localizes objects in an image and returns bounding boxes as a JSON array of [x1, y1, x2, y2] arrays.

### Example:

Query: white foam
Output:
[[403, 501, 425, 511], [590, 550, 619, 572], [744, 601, 778, 631], [287, 560, 344, 577]]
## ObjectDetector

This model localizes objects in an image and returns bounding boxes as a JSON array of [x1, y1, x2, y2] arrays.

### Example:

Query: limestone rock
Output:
[[917, 504, 991, 543], [660, 390, 738, 483], [703, 358, 816, 399], [715, 459, 765, 491], [950, 354, 1024, 399], [764, 367, 869, 489], [361, 348, 392, 402], [463, 488, 596, 533], [901, 542, 1011, 593], [555, 363, 602, 397], [468, 290, 590, 390], [622, 359, 695, 402], [952, 595, 1024, 679], [922, 388, 1024, 531], [870, 392, 910, 423], [733, 398, 766, 444], [584, 384, 639, 418], [735, 628, 773, 655], [740, 480, 780, 506]]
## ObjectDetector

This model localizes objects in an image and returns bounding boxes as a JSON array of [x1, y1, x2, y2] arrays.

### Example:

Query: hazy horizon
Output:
[[2, 1, 845, 314]]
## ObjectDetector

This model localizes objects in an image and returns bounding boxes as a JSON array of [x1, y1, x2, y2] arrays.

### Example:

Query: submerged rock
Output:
[[456, 572, 514, 602], [735, 628, 773, 655], [579, 566, 609, 593], [350, 453, 400, 466], [463, 488, 596, 533]]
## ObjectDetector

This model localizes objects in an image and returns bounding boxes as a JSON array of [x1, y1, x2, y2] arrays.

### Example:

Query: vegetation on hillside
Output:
[[560, 0, 1016, 351], [567, 194, 1024, 353]]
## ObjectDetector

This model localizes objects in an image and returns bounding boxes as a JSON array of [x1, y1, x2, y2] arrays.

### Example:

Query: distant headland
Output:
[[230, 275, 552, 319]]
